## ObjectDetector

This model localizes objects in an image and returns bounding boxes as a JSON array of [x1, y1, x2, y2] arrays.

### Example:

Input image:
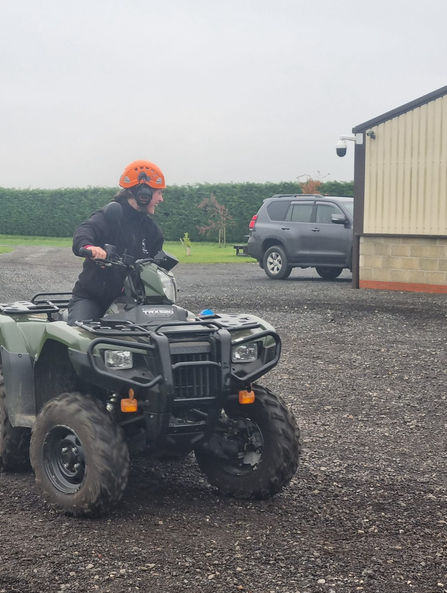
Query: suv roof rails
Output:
[[269, 193, 324, 199]]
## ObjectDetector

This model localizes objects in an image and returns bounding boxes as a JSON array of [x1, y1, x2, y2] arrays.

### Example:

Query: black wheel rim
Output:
[[43, 425, 86, 494], [219, 416, 264, 476]]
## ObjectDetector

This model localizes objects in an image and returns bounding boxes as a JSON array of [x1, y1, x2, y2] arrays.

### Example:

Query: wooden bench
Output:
[[233, 243, 249, 256]]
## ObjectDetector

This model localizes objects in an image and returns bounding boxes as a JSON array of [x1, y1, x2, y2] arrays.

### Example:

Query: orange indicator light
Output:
[[239, 389, 255, 404], [121, 388, 137, 412]]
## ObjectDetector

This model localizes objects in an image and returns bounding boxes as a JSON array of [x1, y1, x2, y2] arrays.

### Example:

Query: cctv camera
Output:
[[336, 140, 347, 157]]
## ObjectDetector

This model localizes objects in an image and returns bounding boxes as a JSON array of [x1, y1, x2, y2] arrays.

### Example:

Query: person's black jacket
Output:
[[71, 193, 163, 307]]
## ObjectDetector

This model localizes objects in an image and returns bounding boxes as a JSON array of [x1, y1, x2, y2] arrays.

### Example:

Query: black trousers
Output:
[[67, 295, 106, 326]]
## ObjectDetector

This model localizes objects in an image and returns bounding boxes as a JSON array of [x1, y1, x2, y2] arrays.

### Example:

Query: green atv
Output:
[[0, 206, 300, 516]]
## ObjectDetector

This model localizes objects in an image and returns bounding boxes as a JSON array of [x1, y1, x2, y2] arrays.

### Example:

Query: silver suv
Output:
[[247, 194, 354, 280]]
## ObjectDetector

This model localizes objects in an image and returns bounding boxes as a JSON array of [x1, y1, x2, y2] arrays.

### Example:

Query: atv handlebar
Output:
[[78, 245, 178, 272], [79, 245, 131, 268], [79, 247, 93, 258]]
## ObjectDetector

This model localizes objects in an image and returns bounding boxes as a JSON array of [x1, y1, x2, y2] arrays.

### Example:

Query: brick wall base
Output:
[[359, 280, 447, 293], [359, 236, 447, 292]]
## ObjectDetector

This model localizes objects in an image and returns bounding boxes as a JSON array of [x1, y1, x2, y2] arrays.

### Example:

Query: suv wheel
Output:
[[263, 246, 292, 280], [315, 266, 343, 280]]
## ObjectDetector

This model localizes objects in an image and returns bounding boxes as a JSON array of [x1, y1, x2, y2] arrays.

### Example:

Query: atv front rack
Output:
[[76, 319, 159, 336], [75, 316, 262, 336]]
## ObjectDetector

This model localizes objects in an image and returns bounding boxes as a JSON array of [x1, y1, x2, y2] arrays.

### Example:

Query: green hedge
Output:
[[0, 187, 115, 238], [0, 181, 353, 242]]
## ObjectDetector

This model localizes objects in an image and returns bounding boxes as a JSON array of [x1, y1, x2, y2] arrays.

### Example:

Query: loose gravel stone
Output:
[[0, 248, 446, 592]]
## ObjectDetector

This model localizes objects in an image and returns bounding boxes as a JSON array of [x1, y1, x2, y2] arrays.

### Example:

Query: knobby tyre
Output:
[[30, 392, 130, 517], [195, 384, 300, 499], [0, 368, 31, 471]]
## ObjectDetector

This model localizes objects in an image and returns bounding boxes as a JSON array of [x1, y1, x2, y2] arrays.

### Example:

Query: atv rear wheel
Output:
[[30, 392, 130, 517], [195, 385, 300, 499], [0, 369, 31, 471]]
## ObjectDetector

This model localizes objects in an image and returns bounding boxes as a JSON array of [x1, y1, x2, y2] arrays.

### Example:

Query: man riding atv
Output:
[[68, 159, 166, 325]]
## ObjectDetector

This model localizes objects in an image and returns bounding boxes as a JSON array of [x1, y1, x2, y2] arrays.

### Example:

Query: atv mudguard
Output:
[[0, 316, 92, 427]]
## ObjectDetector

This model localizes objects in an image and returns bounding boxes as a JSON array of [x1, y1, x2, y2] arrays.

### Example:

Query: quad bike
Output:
[[0, 204, 300, 516]]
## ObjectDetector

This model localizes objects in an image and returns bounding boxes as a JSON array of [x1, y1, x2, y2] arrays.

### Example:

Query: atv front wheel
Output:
[[0, 369, 31, 471], [195, 385, 300, 499], [30, 392, 130, 517]]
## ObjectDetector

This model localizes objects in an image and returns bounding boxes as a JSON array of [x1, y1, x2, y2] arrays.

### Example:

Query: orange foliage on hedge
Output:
[[299, 178, 323, 195]]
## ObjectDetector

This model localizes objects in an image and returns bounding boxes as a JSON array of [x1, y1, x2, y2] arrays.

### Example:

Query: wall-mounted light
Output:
[[366, 130, 376, 139]]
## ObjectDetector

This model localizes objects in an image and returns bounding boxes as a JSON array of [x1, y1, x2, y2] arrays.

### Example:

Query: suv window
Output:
[[315, 202, 344, 224], [285, 202, 314, 223], [343, 201, 354, 217], [267, 201, 291, 221]]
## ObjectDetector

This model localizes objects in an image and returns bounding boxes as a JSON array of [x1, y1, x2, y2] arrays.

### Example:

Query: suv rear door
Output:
[[307, 201, 351, 265], [282, 200, 316, 262]]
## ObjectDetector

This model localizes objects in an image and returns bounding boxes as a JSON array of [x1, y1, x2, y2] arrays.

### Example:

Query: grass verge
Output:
[[0, 236, 256, 264]]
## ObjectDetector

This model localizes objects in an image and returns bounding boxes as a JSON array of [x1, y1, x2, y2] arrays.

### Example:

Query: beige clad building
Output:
[[351, 84, 447, 293]]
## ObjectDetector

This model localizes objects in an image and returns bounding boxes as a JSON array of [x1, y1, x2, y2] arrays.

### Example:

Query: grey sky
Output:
[[1, 0, 445, 189]]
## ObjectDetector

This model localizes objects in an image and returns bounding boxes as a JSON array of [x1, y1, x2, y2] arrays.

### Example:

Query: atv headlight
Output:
[[104, 350, 133, 370], [156, 269, 177, 303], [231, 342, 259, 363]]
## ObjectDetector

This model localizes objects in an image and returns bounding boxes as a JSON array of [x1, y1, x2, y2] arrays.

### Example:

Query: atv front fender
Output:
[[0, 346, 35, 428], [0, 315, 32, 354], [0, 316, 36, 427], [0, 317, 94, 428]]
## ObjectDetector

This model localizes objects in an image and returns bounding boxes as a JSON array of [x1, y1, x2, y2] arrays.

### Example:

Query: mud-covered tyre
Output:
[[0, 369, 31, 471], [195, 385, 300, 499], [263, 246, 292, 280], [315, 266, 343, 280], [30, 392, 130, 517]]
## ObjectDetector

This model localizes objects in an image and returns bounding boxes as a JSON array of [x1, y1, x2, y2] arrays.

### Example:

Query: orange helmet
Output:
[[119, 160, 166, 190]]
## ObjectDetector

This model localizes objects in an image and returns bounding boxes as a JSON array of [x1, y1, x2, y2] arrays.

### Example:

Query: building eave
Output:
[[352, 84, 447, 133]]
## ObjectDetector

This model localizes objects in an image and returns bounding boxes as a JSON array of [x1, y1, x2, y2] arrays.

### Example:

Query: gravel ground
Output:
[[0, 246, 446, 593]]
